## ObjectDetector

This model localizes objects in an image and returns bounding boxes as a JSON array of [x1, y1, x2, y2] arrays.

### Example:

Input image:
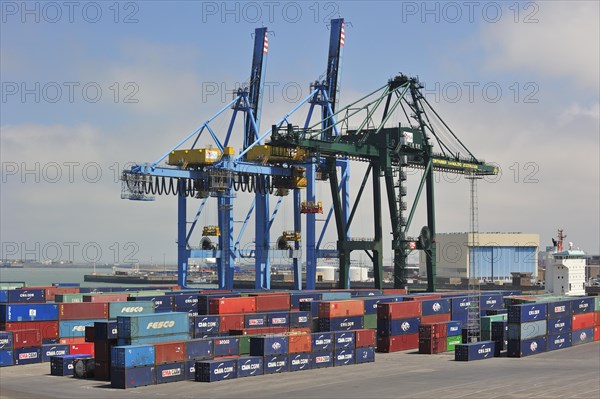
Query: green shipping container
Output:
[[595, 296, 600, 312], [446, 336, 462, 352], [0, 282, 26, 290], [238, 335, 259, 355], [54, 293, 84, 303], [481, 314, 507, 332], [364, 314, 377, 329], [125, 291, 166, 298]]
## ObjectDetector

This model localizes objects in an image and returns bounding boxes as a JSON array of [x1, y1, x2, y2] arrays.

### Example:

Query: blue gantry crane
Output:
[[121, 20, 350, 290]]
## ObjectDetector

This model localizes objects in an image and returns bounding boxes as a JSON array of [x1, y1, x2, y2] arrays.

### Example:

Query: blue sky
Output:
[[1, 1, 598, 264]]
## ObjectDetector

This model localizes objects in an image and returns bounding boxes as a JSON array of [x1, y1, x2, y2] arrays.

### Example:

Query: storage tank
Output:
[[350, 267, 369, 282], [316, 266, 337, 281]]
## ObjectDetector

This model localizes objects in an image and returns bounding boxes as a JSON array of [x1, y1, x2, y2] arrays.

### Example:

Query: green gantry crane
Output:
[[268, 74, 498, 292]]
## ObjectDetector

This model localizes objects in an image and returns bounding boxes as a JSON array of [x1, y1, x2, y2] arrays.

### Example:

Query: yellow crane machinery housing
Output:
[[202, 225, 221, 236], [167, 147, 229, 167], [300, 201, 323, 214], [282, 231, 301, 241], [245, 145, 308, 163]]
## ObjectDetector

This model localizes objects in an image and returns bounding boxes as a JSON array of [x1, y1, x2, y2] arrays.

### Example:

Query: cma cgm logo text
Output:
[[315, 355, 330, 362], [19, 352, 38, 359], [120, 307, 144, 313], [161, 368, 182, 377], [146, 321, 175, 329]]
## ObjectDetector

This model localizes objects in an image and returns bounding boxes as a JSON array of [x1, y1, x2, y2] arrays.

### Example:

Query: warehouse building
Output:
[[419, 232, 540, 282]]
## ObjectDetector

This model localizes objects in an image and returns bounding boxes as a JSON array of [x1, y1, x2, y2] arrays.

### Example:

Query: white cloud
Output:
[[481, 1, 599, 89]]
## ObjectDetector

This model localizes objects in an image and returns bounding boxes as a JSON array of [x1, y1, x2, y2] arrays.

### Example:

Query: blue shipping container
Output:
[[547, 333, 572, 351], [214, 337, 240, 357], [289, 353, 311, 372], [0, 331, 13, 350], [250, 336, 288, 356], [312, 351, 333, 368], [377, 317, 421, 336], [547, 317, 572, 335], [41, 344, 69, 362], [128, 295, 173, 312], [7, 289, 46, 303], [59, 319, 106, 338], [319, 316, 364, 332], [446, 321, 462, 337], [290, 293, 321, 309], [173, 295, 199, 309], [184, 360, 196, 380], [13, 347, 42, 365], [190, 315, 220, 336], [237, 356, 264, 377], [507, 336, 547, 357], [334, 348, 355, 366], [0, 290, 8, 303], [571, 297, 594, 314], [117, 312, 189, 339], [51, 354, 87, 376], [455, 341, 495, 361], [263, 354, 289, 374], [185, 338, 213, 360], [156, 362, 185, 384], [450, 297, 472, 316], [94, 320, 118, 341], [109, 301, 155, 319], [334, 331, 355, 349], [508, 303, 547, 323], [299, 300, 320, 318], [267, 312, 289, 327], [52, 283, 80, 287], [289, 311, 311, 328], [117, 333, 190, 346], [0, 350, 13, 367], [355, 347, 375, 364], [321, 292, 351, 301], [244, 313, 268, 328], [312, 332, 334, 351], [195, 359, 237, 382], [572, 328, 595, 345], [546, 300, 572, 319], [479, 294, 503, 309], [0, 303, 58, 322], [421, 299, 451, 316], [111, 345, 155, 368], [111, 366, 156, 388]]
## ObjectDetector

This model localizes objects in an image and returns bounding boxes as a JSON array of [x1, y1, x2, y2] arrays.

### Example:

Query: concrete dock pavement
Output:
[[0, 342, 598, 399]]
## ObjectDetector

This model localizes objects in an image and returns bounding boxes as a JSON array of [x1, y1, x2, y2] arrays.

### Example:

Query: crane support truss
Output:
[[269, 74, 498, 290]]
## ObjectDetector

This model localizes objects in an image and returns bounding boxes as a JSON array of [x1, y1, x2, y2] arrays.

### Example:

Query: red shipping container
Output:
[[219, 314, 245, 332], [12, 329, 42, 349], [419, 323, 447, 339], [382, 289, 408, 295], [355, 329, 376, 348], [154, 341, 186, 364], [289, 327, 311, 334], [1, 321, 59, 340], [24, 286, 80, 301], [318, 300, 365, 318], [82, 294, 128, 303], [594, 311, 600, 327], [59, 303, 109, 320], [572, 313, 595, 330], [421, 314, 451, 324], [287, 333, 312, 353], [594, 327, 600, 341], [210, 297, 256, 315], [60, 337, 86, 344], [404, 294, 442, 301], [377, 333, 419, 352], [250, 294, 291, 312], [229, 326, 288, 335], [418, 337, 447, 354], [70, 343, 94, 356], [377, 302, 422, 320]]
